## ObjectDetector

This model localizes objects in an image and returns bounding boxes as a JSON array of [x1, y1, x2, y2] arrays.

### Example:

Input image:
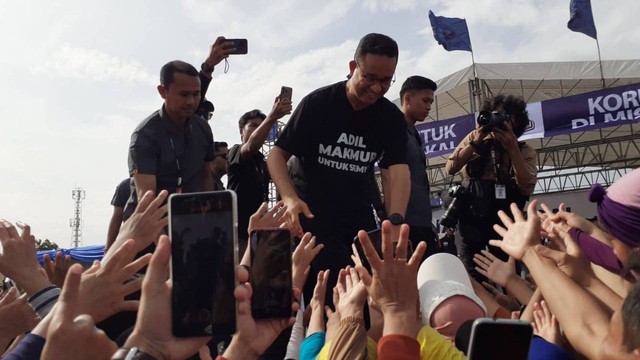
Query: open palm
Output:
[[489, 200, 542, 261]]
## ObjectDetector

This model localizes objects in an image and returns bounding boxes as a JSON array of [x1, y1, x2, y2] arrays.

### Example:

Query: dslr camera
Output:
[[440, 184, 468, 228], [477, 111, 510, 132]]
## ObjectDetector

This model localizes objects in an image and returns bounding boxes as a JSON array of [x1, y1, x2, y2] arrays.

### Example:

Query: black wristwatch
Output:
[[111, 347, 157, 360], [200, 62, 214, 74], [388, 213, 404, 225]]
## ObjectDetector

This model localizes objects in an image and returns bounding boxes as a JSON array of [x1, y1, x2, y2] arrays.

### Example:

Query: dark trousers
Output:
[[408, 225, 438, 262], [456, 209, 510, 282]]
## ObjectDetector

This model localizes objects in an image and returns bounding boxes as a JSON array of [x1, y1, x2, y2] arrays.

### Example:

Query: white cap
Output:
[[417, 253, 487, 324]]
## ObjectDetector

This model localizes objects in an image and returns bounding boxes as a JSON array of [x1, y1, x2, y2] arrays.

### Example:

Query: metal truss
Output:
[[426, 124, 640, 196]]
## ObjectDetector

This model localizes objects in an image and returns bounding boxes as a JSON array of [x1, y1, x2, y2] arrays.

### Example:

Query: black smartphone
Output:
[[226, 38, 248, 55], [249, 229, 293, 319], [279, 86, 293, 101], [467, 318, 533, 360], [169, 191, 238, 338], [353, 228, 413, 271]]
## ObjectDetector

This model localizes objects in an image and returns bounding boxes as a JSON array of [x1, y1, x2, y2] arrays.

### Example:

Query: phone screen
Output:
[[250, 229, 293, 319], [170, 191, 238, 337], [467, 319, 533, 360]]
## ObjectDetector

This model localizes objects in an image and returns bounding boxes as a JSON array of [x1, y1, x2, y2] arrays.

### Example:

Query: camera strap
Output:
[[491, 145, 507, 200]]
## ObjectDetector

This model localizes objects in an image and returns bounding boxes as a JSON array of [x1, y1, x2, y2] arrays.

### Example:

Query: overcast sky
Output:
[[1, 0, 639, 248]]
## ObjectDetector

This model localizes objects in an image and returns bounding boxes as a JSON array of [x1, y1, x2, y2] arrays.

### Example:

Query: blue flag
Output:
[[428, 10, 472, 52], [266, 122, 279, 142], [567, 0, 597, 39]]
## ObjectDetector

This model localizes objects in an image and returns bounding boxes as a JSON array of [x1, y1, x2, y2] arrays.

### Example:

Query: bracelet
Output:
[[111, 347, 157, 360]]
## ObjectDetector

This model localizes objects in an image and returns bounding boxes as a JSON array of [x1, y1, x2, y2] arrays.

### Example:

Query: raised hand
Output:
[[247, 201, 287, 237], [473, 250, 516, 288], [355, 220, 426, 337], [0, 288, 40, 338], [41, 264, 117, 360], [489, 200, 542, 261], [124, 235, 210, 360], [292, 232, 324, 291], [78, 239, 150, 323], [481, 282, 520, 311], [534, 227, 595, 286], [0, 220, 51, 296], [42, 251, 71, 288], [281, 196, 313, 237], [336, 267, 368, 319], [106, 190, 168, 262], [267, 96, 293, 121], [532, 301, 563, 346]]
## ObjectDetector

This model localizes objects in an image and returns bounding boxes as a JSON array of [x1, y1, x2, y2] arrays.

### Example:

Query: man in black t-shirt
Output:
[[227, 98, 292, 252], [267, 33, 410, 304], [106, 178, 131, 251]]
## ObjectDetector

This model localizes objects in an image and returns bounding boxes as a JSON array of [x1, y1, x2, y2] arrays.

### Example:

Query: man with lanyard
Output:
[[380, 75, 438, 259], [267, 33, 410, 305], [127, 60, 215, 211]]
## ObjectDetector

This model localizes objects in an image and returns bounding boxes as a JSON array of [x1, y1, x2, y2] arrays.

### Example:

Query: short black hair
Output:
[[399, 76, 437, 105], [238, 109, 266, 129], [481, 94, 530, 138], [214, 141, 228, 152], [354, 33, 399, 63], [623, 283, 640, 351], [160, 60, 199, 88]]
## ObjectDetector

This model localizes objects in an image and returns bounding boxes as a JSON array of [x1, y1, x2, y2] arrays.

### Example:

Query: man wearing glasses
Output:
[[267, 33, 410, 305], [227, 99, 292, 252]]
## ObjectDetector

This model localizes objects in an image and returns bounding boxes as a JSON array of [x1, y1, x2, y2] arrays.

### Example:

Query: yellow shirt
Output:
[[417, 326, 467, 360]]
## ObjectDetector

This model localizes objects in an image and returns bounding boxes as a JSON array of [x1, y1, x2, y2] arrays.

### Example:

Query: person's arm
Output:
[[522, 248, 610, 359], [201, 161, 215, 191], [445, 128, 487, 175], [384, 164, 410, 218], [307, 271, 329, 337], [199, 36, 234, 96], [492, 127, 537, 196], [379, 168, 391, 214], [106, 206, 124, 251], [133, 174, 156, 202], [240, 98, 292, 160], [267, 146, 313, 237]]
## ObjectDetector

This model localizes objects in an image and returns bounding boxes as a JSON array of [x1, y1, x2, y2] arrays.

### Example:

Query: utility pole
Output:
[[69, 187, 85, 248]]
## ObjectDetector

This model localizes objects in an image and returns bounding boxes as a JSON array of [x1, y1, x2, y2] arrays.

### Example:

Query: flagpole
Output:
[[595, 38, 605, 88], [470, 49, 481, 112]]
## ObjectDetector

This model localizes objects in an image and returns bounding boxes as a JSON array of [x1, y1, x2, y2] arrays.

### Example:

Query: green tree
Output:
[[35, 239, 59, 251]]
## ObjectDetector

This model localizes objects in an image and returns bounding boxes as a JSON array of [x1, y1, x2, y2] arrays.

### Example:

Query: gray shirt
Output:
[[380, 125, 432, 227]]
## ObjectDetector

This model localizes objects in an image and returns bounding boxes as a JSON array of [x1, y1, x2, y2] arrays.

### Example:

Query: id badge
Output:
[[495, 183, 506, 199]]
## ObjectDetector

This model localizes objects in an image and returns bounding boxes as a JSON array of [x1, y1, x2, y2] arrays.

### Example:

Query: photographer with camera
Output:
[[444, 95, 537, 280]]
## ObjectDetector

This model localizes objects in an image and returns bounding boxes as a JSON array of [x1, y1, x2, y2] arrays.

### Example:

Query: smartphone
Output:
[[279, 86, 293, 101], [226, 38, 248, 55], [169, 191, 238, 338], [250, 229, 293, 319], [467, 318, 533, 360], [353, 229, 413, 271]]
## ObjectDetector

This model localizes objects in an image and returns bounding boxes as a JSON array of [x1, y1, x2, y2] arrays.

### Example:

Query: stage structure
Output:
[[392, 59, 640, 198]]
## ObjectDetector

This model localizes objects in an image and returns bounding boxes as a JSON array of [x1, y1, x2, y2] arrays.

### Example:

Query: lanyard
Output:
[[169, 137, 184, 192]]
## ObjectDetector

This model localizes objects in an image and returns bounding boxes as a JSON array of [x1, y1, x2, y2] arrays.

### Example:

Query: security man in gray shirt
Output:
[[380, 76, 438, 259]]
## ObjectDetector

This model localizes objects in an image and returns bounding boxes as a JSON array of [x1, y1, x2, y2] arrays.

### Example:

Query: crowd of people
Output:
[[0, 32, 639, 360]]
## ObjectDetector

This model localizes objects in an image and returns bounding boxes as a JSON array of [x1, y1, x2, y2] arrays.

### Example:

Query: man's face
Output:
[[405, 89, 435, 122], [157, 73, 201, 121], [349, 54, 397, 107], [240, 118, 263, 143], [213, 146, 228, 176]]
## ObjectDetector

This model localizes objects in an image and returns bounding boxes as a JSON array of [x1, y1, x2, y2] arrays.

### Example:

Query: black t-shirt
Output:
[[226, 144, 270, 238], [111, 178, 132, 208], [276, 81, 407, 235]]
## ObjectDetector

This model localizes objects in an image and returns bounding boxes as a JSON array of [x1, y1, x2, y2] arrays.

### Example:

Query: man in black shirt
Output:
[[227, 98, 292, 251], [212, 141, 228, 191], [267, 33, 410, 304]]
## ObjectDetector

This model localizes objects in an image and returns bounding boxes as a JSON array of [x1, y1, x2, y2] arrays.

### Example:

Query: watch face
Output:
[[389, 213, 403, 225]]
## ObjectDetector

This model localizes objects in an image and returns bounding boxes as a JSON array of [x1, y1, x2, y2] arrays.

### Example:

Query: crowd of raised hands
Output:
[[1, 170, 639, 360]]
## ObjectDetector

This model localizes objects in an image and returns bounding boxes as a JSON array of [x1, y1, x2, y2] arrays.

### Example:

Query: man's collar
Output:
[[160, 105, 192, 133]]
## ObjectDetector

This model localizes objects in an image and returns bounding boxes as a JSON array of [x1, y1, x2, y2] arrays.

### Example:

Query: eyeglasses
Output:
[[355, 60, 396, 88]]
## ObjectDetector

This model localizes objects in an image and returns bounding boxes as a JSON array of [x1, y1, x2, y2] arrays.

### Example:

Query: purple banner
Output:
[[415, 114, 475, 158], [542, 83, 640, 137]]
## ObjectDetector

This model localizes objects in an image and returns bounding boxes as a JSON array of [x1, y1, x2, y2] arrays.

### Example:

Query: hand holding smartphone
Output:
[[467, 318, 533, 360], [169, 191, 238, 338], [225, 38, 248, 55], [249, 229, 293, 319], [279, 86, 293, 102]]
